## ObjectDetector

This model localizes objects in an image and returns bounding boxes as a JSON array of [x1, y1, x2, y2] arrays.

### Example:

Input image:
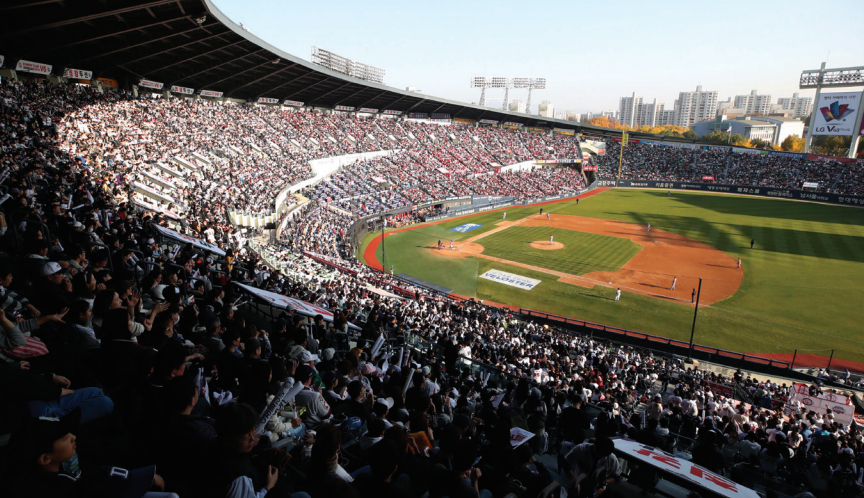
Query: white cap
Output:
[[41, 262, 65, 276], [300, 350, 319, 363], [376, 397, 394, 409]]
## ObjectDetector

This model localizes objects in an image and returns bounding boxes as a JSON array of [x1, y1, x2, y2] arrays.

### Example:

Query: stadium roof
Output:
[[0, 0, 603, 130]]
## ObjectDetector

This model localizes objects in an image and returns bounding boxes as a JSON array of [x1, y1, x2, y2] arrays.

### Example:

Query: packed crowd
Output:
[[2, 76, 862, 498], [597, 141, 864, 195]]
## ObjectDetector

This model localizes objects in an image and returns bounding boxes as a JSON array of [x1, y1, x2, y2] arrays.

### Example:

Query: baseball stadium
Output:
[[1, 1, 863, 497]]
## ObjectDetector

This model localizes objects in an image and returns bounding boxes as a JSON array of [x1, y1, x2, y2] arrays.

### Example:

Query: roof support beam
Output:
[[23, 15, 192, 58], [227, 63, 297, 94], [170, 48, 266, 85], [283, 77, 333, 100], [7, 0, 180, 35], [121, 31, 229, 67], [357, 91, 389, 107], [309, 82, 355, 103], [69, 25, 223, 66], [144, 39, 246, 73]]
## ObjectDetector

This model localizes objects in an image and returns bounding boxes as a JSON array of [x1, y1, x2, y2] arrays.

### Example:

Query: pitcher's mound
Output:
[[530, 241, 564, 250]]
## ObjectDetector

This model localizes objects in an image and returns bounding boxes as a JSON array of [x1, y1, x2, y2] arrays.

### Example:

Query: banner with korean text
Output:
[[63, 68, 92, 80], [170, 85, 194, 95], [139, 79, 164, 90], [15, 60, 52, 75], [200, 90, 223, 98]]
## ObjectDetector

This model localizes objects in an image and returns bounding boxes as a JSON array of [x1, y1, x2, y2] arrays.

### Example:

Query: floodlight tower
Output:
[[490, 77, 511, 111], [471, 77, 509, 108], [470, 77, 490, 107], [513, 78, 546, 114], [799, 63, 864, 157]]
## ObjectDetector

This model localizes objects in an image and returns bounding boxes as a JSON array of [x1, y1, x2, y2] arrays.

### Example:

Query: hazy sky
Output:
[[215, 0, 864, 114]]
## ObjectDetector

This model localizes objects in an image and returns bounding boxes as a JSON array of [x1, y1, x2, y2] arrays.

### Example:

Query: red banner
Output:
[[702, 175, 715, 181], [583, 165, 598, 171]]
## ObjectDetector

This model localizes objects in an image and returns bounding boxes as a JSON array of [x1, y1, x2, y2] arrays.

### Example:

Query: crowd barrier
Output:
[[597, 179, 864, 207]]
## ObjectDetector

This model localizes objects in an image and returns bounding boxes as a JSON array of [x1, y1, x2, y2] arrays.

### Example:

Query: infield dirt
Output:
[[432, 214, 743, 305]]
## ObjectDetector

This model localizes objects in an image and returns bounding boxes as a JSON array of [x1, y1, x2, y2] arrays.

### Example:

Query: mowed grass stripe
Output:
[[479, 226, 641, 276]]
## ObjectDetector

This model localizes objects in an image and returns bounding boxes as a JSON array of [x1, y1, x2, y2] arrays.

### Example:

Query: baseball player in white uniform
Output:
[[615, 288, 621, 301], [503, 212, 507, 220], [546, 212, 550, 221], [737, 257, 741, 269], [671, 277, 677, 290], [550, 235, 554, 245], [647, 223, 651, 234], [450, 240, 454, 251]]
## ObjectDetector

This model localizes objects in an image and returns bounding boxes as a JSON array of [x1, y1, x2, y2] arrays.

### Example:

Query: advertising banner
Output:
[[702, 175, 715, 181], [382, 109, 402, 115], [152, 224, 225, 255], [788, 383, 853, 426], [802, 182, 819, 188], [615, 439, 759, 498], [553, 128, 575, 135], [611, 136, 640, 144], [139, 79, 164, 90], [503, 121, 524, 127], [478, 119, 499, 125], [258, 97, 279, 104], [170, 85, 194, 95], [97, 77, 118, 88], [200, 89, 223, 98], [812, 91, 862, 136], [358, 107, 378, 113], [283, 100, 304, 106], [63, 68, 92, 80], [334, 105, 355, 111], [583, 165, 598, 171], [479, 269, 542, 290], [15, 59, 52, 75], [597, 179, 864, 206]]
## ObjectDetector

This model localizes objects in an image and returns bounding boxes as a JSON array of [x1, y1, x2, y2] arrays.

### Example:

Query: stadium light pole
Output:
[[798, 62, 864, 156], [380, 216, 386, 274], [687, 278, 703, 359]]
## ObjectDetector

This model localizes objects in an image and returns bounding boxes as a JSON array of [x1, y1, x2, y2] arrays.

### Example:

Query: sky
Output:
[[215, 0, 864, 115]]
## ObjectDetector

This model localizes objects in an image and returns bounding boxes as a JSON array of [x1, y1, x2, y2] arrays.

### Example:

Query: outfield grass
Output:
[[480, 226, 641, 276], [360, 189, 864, 362]]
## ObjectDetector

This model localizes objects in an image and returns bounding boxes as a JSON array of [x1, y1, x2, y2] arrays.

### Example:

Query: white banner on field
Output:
[[802, 182, 819, 188], [479, 269, 541, 290], [170, 85, 194, 95], [614, 439, 759, 498], [788, 383, 853, 426], [152, 224, 226, 256], [139, 79, 164, 90], [63, 68, 92, 80], [811, 92, 862, 136], [200, 89, 223, 98], [15, 60, 52, 75], [233, 282, 360, 329]]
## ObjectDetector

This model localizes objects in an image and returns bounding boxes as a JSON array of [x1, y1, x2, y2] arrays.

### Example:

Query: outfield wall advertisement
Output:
[[597, 180, 864, 207], [811, 91, 862, 136]]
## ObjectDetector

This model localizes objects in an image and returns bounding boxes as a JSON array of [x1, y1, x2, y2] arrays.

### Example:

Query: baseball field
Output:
[[359, 188, 864, 366]]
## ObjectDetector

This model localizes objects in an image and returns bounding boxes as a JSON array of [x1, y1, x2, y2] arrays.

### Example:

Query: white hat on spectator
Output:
[[376, 397, 394, 409], [300, 350, 319, 364], [322, 348, 335, 361], [41, 262, 65, 276]]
